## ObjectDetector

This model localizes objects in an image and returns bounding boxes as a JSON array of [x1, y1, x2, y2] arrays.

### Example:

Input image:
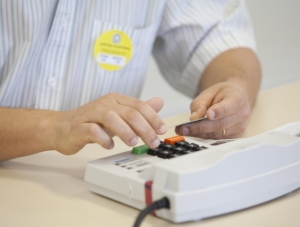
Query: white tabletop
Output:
[[1, 81, 300, 227]]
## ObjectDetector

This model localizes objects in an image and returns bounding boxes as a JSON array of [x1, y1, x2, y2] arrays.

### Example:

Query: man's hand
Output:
[[0, 94, 167, 160], [176, 48, 261, 139], [175, 82, 251, 139], [51, 93, 167, 155]]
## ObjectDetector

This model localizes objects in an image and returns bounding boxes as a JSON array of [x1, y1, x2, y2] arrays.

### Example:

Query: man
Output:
[[0, 0, 261, 161]]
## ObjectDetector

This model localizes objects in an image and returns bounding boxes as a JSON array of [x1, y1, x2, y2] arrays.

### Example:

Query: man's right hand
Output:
[[50, 93, 167, 155]]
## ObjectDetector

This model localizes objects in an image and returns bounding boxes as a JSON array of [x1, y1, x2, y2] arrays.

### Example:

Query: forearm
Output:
[[200, 48, 262, 108], [0, 107, 57, 161]]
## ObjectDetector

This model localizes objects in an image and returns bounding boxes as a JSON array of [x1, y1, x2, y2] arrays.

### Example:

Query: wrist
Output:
[[40, 110, 64, 151]]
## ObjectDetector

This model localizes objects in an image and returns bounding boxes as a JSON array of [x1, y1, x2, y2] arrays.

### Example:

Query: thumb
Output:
[[190, 86, 219, 120], [145, 97, 164, 113]]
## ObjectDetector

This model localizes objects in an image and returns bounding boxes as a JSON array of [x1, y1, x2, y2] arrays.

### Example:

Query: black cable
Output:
[[133, 197, 170, 227]]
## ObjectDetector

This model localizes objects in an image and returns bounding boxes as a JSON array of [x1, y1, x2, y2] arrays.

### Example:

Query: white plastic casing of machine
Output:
[[84, 122, 300, 223]]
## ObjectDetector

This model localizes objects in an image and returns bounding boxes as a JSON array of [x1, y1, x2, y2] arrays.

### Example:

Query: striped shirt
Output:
[[0, 0, 256, 111]]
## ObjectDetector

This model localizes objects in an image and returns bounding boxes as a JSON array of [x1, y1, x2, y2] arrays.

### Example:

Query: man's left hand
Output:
[[175, 81, 251, 139]]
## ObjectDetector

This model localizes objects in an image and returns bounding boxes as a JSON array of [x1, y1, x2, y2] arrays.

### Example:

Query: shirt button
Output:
[[47, 78, 56, 87]]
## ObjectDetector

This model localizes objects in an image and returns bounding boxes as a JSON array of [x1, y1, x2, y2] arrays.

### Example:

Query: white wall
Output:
[[247, 0, 300, 90], [139, 0, 300, 118]]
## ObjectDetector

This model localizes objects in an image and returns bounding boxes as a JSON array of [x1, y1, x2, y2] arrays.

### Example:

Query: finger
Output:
[[116, 106, 161, 149], [79, 123, 114, 149], [145, 97, 164, 113], [189, 87, 219, 120], [100, 111, 139, 147], [207, 97, 245, 120], [191, 121, 248, 139], [102, 127, 115, 137], [175, 113, 241, 136], [118, 95, 167, 135]]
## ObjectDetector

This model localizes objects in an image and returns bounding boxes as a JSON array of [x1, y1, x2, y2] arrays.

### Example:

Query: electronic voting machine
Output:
[[85, 122, 300, 223]]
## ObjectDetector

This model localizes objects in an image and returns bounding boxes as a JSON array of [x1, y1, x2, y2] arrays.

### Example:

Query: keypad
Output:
[[156, 136, 208, 159], [155, 140, 207, 159], [131, 136, 208, 159]]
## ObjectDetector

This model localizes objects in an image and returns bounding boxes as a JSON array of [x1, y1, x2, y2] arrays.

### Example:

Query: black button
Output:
[[148, 147, 163, 156], [161, 144, 176, 150], [191, 147, 201, 151], [170, 146, 187, 154], [183, 143, 200, 150], [175, 141, 189, 147], [169, 153, 181, 159], [157, 150, 174, 159], [179, 150, 192, 155], [200, 146, 208, 149], [160, 141, 166, 146]]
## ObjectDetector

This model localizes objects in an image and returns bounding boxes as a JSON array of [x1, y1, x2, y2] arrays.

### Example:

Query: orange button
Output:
[[164, 135, 185, 145]]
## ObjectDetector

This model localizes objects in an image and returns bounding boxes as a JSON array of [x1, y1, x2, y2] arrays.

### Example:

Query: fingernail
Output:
[[130, 137, 138, 146], [108, 144, 114, 149], [182, 127, 189, 136], [151, 138, 160, 148], [209, 110, 215, 119], [158, 124, 167, 134]]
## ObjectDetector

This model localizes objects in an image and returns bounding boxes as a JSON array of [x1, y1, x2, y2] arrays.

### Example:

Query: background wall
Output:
[[139, 0, 300, 118]]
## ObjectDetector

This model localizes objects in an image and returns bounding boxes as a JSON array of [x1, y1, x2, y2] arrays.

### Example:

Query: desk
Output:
[[1, 81, 300, 227]]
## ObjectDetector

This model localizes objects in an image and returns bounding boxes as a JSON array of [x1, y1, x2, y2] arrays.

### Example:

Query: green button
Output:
[[131, 144, 149, 155]]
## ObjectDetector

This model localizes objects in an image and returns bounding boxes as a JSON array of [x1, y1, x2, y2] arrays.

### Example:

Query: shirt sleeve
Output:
[[152, 0, 256, 98]]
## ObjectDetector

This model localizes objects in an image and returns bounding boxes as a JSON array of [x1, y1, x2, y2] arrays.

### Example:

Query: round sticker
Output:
[[93, 30, 133, 71]]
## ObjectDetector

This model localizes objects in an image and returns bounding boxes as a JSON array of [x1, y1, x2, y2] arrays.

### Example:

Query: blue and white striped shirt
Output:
[[0, 0, 256, 111]]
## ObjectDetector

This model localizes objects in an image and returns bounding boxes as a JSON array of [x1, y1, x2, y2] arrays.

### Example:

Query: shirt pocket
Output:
[[80, 20, 159, 104]]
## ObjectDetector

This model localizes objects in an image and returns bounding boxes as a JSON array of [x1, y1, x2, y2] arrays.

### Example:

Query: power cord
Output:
[[133, 197, 170, 227]]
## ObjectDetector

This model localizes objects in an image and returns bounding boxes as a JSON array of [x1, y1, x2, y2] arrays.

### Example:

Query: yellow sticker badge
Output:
[[93, 30, 133, 71]]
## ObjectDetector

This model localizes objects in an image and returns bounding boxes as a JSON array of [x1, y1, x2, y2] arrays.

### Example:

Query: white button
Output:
[[47, 78, 56, 87]]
